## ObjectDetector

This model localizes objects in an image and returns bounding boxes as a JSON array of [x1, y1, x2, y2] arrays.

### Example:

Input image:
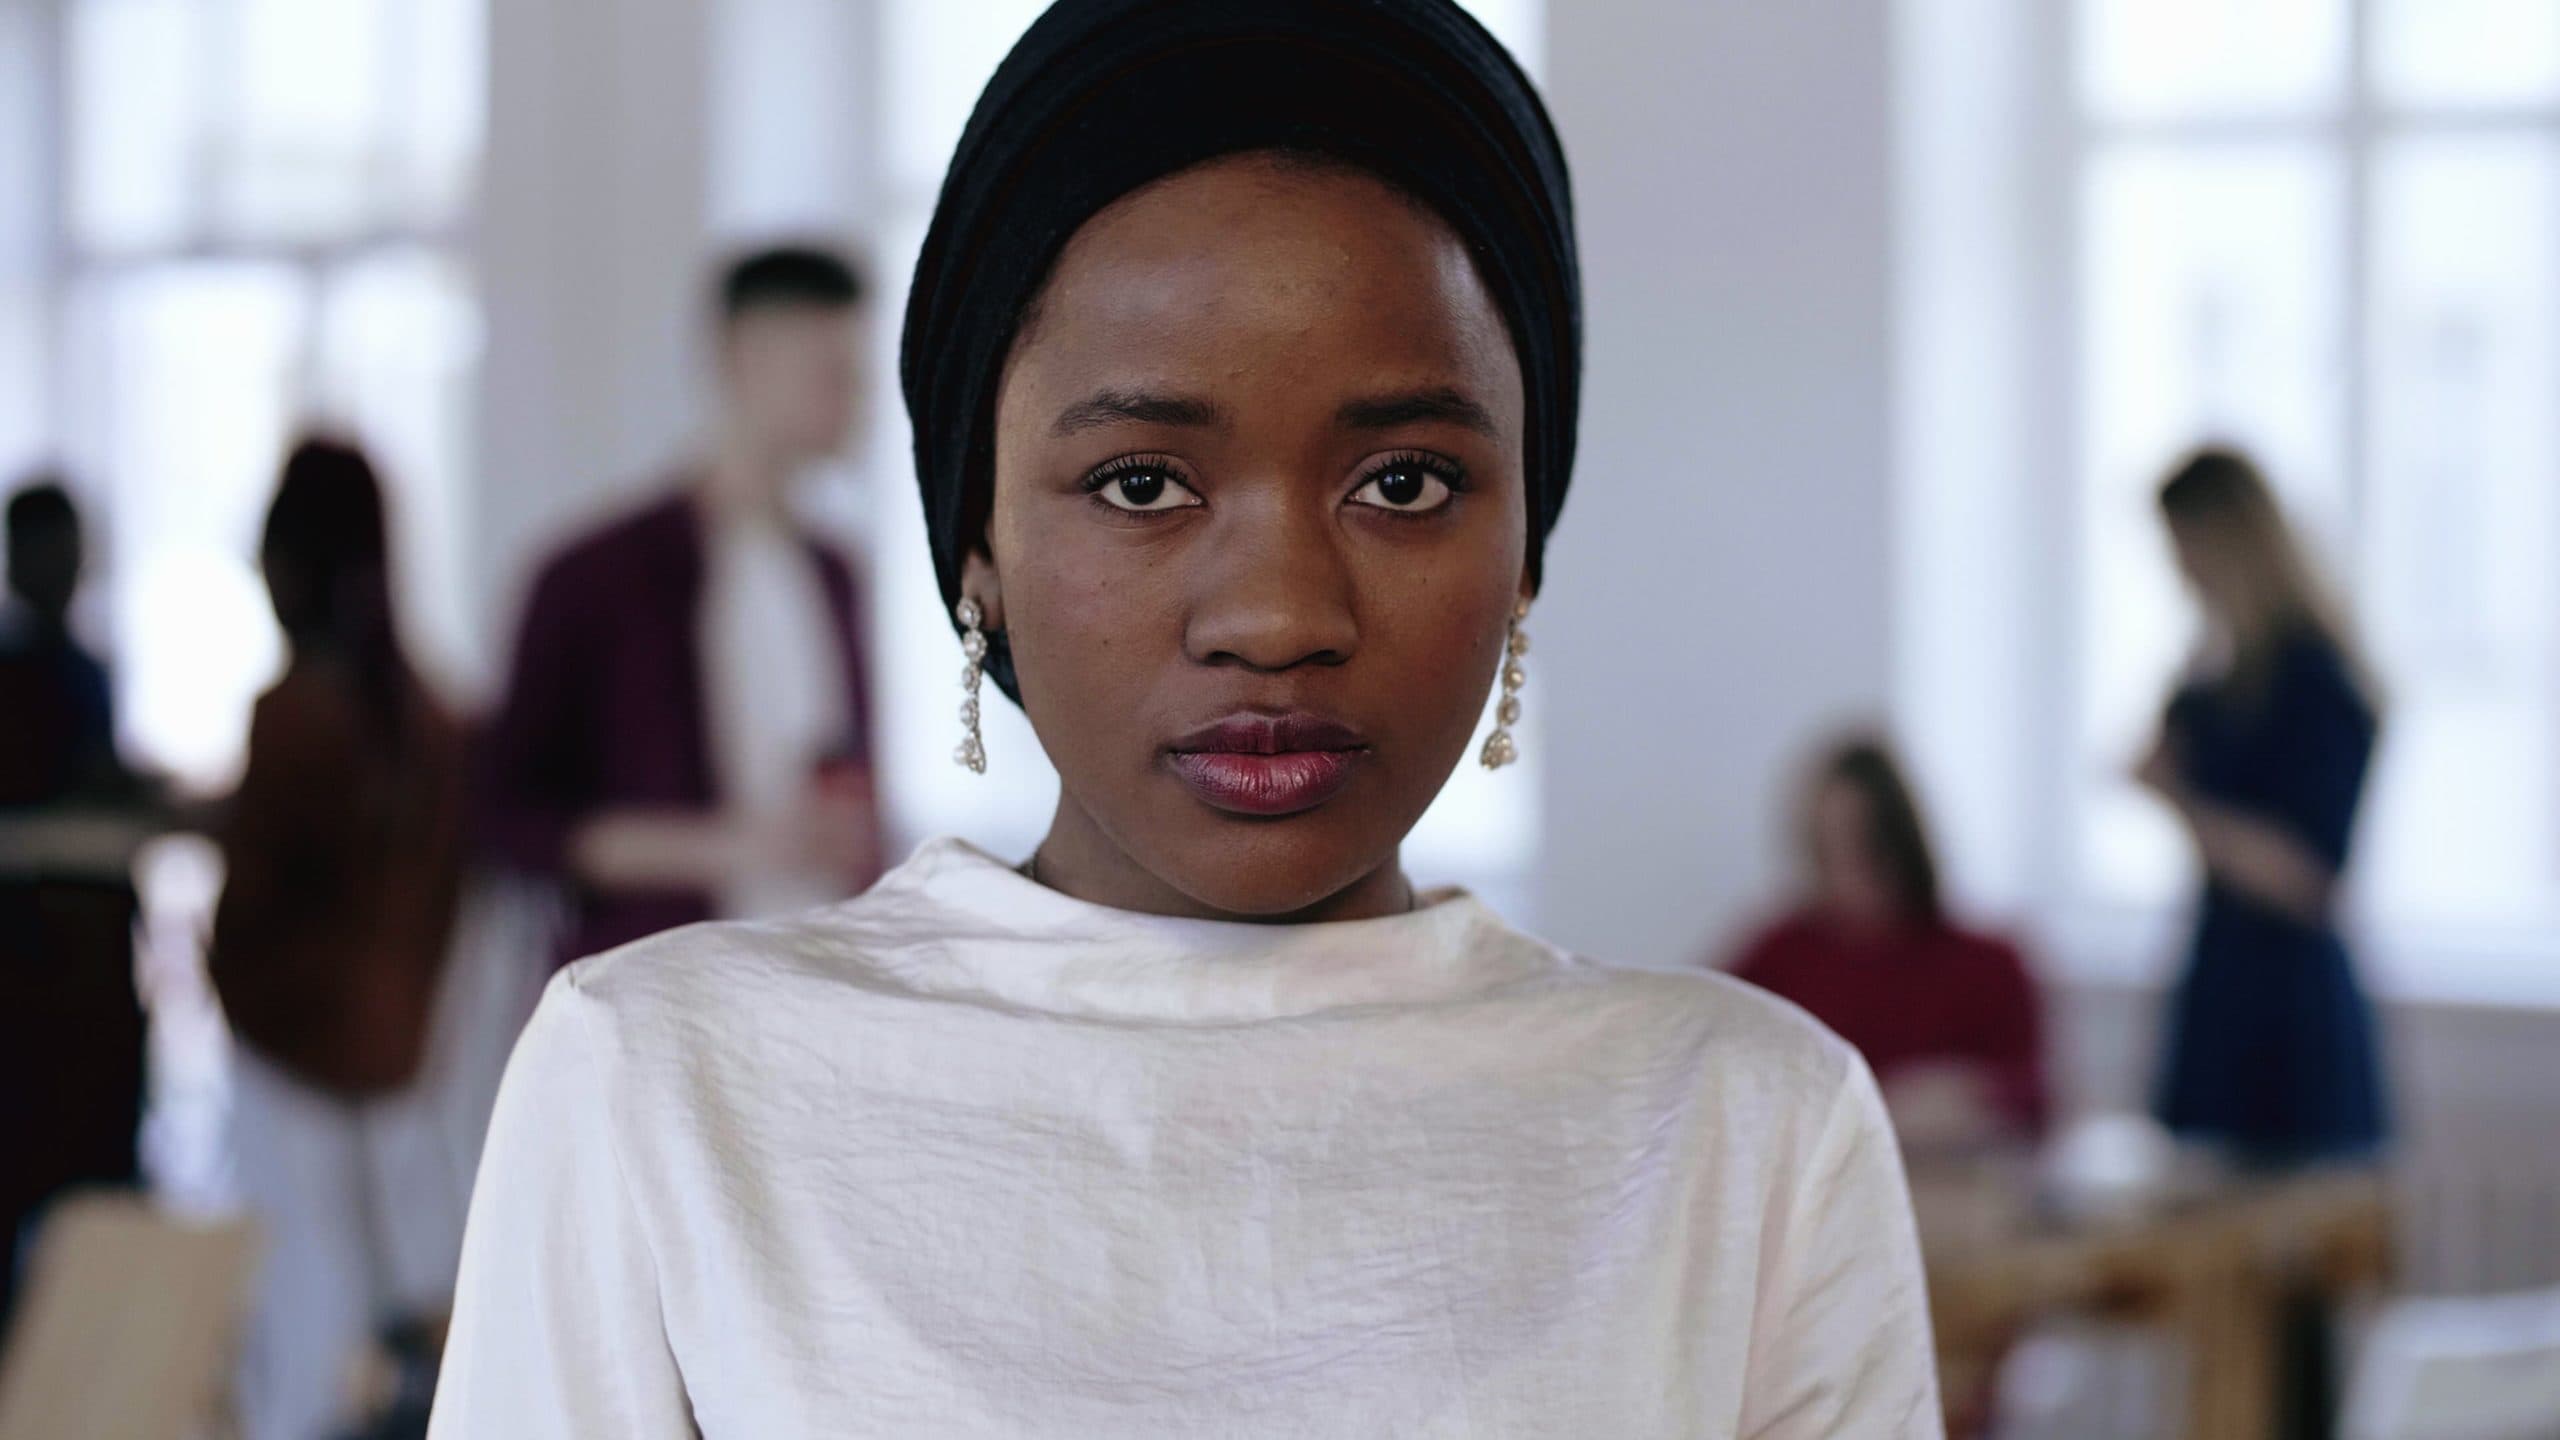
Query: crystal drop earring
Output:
[[953, 597, 988, 774], [1480, 597, 1530, 770]]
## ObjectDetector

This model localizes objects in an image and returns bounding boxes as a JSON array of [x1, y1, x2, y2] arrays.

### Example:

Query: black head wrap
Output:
[[902, 0, 1580, 701]]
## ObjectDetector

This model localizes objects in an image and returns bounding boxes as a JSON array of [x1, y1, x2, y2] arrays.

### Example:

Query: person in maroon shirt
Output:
[[479, 247, 882, 965], [1724, 734, 2049, 1147]]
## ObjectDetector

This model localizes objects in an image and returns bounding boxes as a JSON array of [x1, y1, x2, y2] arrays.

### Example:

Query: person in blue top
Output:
[[2136, 446, 2388, 1167]]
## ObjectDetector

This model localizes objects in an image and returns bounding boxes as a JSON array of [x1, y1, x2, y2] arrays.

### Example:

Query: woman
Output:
[[1728, 736, 2048, 1150], [213, 438, 471, 1440], [432, 3, 1940, 1434], [2138, 447, 2387, 1166]]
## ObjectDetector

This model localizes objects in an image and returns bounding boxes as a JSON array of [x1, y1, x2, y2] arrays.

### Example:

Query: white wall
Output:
[[1537, 0, 1899, 967]]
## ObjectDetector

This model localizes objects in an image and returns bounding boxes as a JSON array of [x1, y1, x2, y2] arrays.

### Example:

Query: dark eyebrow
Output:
[[1050, 389, 1231, 437], [1334, 387, 1498, 438]]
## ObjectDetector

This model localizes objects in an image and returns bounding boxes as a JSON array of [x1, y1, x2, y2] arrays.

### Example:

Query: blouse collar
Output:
[[822, 837, 1563, 1025]]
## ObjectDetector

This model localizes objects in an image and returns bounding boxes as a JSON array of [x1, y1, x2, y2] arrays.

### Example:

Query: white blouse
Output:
[[429, 838, 1941, 1438], [696, 505, 850, 920]]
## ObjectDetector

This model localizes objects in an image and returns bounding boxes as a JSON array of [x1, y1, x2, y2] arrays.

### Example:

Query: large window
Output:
[[860, 0, 1548, 906], [50, 0, 483, 788], [2067, 0, 2560, 949]]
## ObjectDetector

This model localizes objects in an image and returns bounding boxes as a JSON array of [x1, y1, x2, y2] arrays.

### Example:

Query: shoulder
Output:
[[250, 665, 361, 746], [1725, 908, 1819, 974], [2270, 624, 2371, 707], [522, 492, 696, 606], [1521, 956, 1894, 1215], [2264, 632, 2381, 765], [548, 903, 880, 1058], [1528, 951, 1867, 1110], [1937, 921, 2030, 971]]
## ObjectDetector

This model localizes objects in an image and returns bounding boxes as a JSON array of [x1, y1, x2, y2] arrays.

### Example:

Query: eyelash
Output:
[[1349, 450, 1470, 516], [1074, 450, 1472, 516], [1078, 454, 1200, 514]]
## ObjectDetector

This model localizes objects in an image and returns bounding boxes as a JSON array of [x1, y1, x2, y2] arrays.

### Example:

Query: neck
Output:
[[700, 427, 798, 522], [1029, 798, 1417, 923], [1814, 900, 1914, 938], [9, 601, 69, 639]]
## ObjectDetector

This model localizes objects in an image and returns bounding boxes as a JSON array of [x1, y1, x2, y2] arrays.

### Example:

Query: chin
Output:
[[1151, 808, 1406, 919], [790, 423, 853, 461]]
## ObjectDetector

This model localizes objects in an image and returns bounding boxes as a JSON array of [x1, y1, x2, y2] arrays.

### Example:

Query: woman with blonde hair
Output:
[[2136, 446, 2387, 1166]]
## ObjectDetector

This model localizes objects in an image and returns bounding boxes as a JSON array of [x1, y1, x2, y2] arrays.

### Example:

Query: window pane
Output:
[[382, 0, 486, 228], [2375, 0, 2560, 108], [0, 1, 46, 475], [73, 264, 305, 788], [314, 249, 481, 688], [2359, 136, 2560, 930], [2079, 0, 2347, 119], [214, 0, 391, 243], [2076, 144, 2345, 903], [67, 0, 209, 252], [881, 0, 1051, 196], [709, 0, 860, 236]]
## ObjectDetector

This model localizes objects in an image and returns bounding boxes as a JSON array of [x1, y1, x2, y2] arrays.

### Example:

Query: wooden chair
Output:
[[0, 1191, 259, 1440]]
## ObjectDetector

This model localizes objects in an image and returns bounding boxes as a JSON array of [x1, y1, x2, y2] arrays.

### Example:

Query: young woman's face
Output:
[[1809, 778, 1899, 927], [974, 154, 1529, 919], [2166, 515, 2239, 625]]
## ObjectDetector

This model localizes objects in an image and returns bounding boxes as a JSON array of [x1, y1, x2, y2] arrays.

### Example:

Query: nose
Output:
[[1183, 491, 1359, 673]]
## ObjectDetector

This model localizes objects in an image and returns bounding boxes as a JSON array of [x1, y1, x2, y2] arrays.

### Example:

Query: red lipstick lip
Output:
[[1165, 713, 1369, 817], [1168, 713, 1368, 756]]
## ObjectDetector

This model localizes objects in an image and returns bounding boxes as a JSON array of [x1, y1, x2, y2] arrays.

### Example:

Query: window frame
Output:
[[41, 0, 485, 785], [2037, 0, 2560, 1001]]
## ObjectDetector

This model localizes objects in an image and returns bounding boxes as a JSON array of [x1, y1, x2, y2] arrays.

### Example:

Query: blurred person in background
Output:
[[0, 478, 150, 1328], [1726, 733, 2050, 1152], [0, 482, 114, 787], [2137, 446, 2388, 1169], [211, 438, 471, 1440], [477, 246, 882, 966]]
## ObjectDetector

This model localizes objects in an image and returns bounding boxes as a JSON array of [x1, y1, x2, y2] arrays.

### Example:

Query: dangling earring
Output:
[[1481, 597, 1530, 770], [954, 597, 988, 773]]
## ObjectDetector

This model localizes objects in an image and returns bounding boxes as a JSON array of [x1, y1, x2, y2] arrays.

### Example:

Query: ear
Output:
[[961, 546, 1006, 633], [1514, 569, 1537, 620]]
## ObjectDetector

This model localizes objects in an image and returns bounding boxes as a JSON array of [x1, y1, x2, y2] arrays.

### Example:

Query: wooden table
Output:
[[1919, 1163, 2393, 1440]]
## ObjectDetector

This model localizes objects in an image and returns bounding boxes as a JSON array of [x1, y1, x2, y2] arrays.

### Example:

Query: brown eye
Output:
[[1349, 459, 1457, 513], [1088, 463, 1202, 512]]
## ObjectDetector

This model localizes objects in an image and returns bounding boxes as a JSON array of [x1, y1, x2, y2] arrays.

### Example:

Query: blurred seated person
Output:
[[479, 245, 882, 964], [0, 477, 151, 1328], [1724, 734, 2049, 1151], [210, 439, 472, 1440]]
